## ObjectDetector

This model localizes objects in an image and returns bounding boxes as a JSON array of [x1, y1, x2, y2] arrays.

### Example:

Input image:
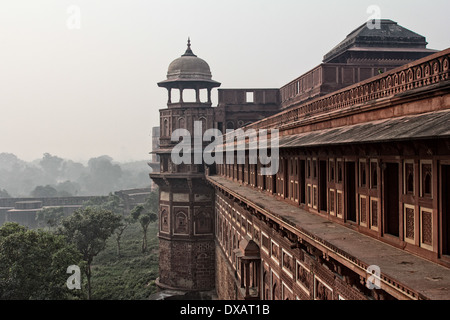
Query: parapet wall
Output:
[[0, 188, 152, 228], [0, 196, 98, 208]]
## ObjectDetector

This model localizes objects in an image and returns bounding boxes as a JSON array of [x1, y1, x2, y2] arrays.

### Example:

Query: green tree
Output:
[[36, 207, 65, 230], [79, 156, 122, 195], [114, 216, 133, 257], [82, 193, 127, 257], [0, 222, 82, 300], [40, 153, 64, 181], [131, 192, 158, 253], [143, 190, 159, 216], [59, 207, 122, 299], [55, 180, 80, 197], [131, 205, 156, 253], [31, 185, 58, 198], [0, 189, 10, 198], [99, 193, 124, 214], [82, 193, 123, 215]]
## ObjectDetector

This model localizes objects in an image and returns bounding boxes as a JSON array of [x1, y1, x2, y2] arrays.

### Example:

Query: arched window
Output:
[[360, 161, 366, 187], [178, 117, 185, 129], [371, 161, 378, 188], [226, 121, 235, 130], [329, 160, 335, 182], [163, 119, 169, 137], [160, 209, 169, 233], [162, 156, 168, 172], [171, 89, 180, 103], [313, 160, 317, 179], [337, 160, 343, 183], [195, 211, 212, 234], [407, 171, 414, 193], [198, 117, 207, 135], [174, 211, 188, 234], [404, 162, 414, 194], [183, 89, 196, 102], [421, 162, 432, 197], [424, 172, 432, 195]]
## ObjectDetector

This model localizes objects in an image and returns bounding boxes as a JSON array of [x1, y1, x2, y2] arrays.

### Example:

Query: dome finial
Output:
[[182, 37, 197, 57]]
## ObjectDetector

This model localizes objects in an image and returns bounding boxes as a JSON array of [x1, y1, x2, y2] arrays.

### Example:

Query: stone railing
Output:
[[246, 48, 450, 132], [280, 64, 323, 104]]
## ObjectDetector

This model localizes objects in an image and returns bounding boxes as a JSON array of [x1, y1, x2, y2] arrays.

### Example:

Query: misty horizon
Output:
[[0, 152, 151, 166], [0, 152, 152, 197]]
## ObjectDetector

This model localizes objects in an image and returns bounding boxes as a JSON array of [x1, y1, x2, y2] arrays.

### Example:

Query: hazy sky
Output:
[[0, 0, 448, 163]]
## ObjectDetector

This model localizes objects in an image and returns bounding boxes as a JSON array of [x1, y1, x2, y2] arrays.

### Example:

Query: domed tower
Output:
[[150, 39, 220, 293], [158, 39, 220, 104]]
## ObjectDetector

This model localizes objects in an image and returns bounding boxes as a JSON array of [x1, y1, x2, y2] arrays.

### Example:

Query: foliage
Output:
[[90, 222, 159, 300], [0, 185, 160, 300], [31, 184, 78, 198], [40, 153, 64, 180], [82, 193, 129, 257], [83, 193, 124, 215], [142, 189, 159, 215], [0, 188, 10, 198], [31, 185, 59, 198], [130, 191, 158, 253], [55, 180, 81, 196], [79, 156, 123, 195], [81, 195, 109, 207], [35, 207, 65, 230], [59, 207, 122, 299], [0, 222, 83, 300], [0, 152, 151, 197], [114, 216, 134, 257]]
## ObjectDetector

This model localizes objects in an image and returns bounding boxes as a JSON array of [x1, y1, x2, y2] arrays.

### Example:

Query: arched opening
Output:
[[178, 117, 185, 129], [226, 121, 235, 130], [407, 170, 414, 194], [182, 89, 197, 102], [199, 89, 209, 103], [199, 117, 207, 134], [160, 209, 169, 232], [371, 162, 378, 188], [163, 119, 169, 137], [175, 211, 188, 234], [171, 89, 180, 103], [424, 173, 432, 195], [195, 211, 212, 234], [421, 162, 432, 197], [210, 89, 218, 106]]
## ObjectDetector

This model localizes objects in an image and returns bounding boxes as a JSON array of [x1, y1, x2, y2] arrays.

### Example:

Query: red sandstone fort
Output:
[[149, 20, 450, 300]]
